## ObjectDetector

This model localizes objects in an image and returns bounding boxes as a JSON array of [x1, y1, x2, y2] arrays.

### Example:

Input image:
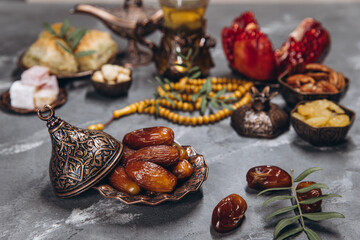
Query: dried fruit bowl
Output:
[[279, 73, 350, 107], [94, 145, 208, 205], [291, 101, 355, 146]]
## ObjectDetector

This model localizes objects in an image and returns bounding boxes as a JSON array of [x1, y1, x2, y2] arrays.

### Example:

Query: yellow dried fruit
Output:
[[328, 114, 350, 127], [293, 99, 350, 128], [305, 117, 329, 127]]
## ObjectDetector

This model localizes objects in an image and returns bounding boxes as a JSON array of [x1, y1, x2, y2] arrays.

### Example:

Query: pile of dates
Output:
[[285, 63, 346, 93], [108, 126, 193, 195]]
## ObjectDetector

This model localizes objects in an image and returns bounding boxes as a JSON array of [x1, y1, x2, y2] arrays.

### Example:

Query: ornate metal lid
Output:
[[37, 105, 123, 198]]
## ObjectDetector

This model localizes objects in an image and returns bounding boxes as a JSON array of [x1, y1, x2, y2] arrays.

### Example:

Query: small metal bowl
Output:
[[94, 145, 208, 205], [91, 70, 132, 97], [291, 101, 355, 146], [279, 73, 350, 107]]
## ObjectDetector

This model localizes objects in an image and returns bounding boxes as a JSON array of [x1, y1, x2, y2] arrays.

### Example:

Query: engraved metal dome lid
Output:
[[37, 105, 123, 198]]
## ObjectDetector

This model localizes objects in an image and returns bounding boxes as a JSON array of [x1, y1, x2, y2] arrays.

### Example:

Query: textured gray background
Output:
[[0, 2, 359, 240]]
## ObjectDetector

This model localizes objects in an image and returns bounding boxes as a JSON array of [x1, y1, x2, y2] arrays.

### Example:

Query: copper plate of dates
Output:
[[291, 101, 355, 146], [94, 145, 208, 205], [278, 73, 349, 107], [0, 87, 68, 114]]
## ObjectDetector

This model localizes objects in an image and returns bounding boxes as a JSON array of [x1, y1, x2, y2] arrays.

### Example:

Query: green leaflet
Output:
[[210, 98, 220, 109], [43, 22, 57, 36], [299, 194, 342, 204], [164, 95, 175, 106], [274, 215, 301, 238], [155, 76, 167, 92], [55, 40, 72, 55], [200, 97, 207, 115], [302, 212, 345, 221], [69, 28, 87, 50], [257, 187, 292, 196], [189, 71, 202, 79], [296, 183, 329, 193], [265, 205, 297, 222], [59, 18, 70, 37], [304, 227, 321, 240], [262, 195, 295, 207], [294, 167, 322, 182], [276, 227, 303, 240], [75, 50, 96, 58]]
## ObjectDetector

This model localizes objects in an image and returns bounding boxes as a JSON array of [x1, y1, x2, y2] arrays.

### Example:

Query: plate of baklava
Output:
[[18, 21, 118, 79]]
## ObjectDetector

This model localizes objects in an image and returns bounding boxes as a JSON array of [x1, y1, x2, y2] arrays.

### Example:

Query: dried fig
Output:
[[123, 126, 174, 149], [126, 161, 177, 193], [126, 145, 179, 167], [108, 166, 141, 195]]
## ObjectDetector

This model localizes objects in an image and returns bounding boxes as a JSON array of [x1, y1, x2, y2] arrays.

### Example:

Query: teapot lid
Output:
[[38, 105, 123, 198]]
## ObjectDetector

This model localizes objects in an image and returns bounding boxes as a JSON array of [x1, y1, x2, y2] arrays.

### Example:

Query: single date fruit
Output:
[[125, 145, 180, 167], [246, 165, 291, 190], [212, 194, 247, 233], [125, 161, 177, 193], [123, 126, 174, 149], [108, 166, 141, 195], [172, 143, 189, 161], [296, 181, 322, 213], [172, 159, 193, 179], [121, 146, 136, 166]]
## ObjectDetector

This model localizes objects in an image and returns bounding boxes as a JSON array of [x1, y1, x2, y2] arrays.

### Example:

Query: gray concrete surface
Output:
[[0, 2, 359, 240]]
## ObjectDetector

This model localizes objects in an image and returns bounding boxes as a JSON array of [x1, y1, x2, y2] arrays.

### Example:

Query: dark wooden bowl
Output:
[[291, 101, 355, 146], [91, 70, 132, 97], [279, 73, 350, 107]]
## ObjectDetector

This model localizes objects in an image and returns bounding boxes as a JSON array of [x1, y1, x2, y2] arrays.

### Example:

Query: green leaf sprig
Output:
[[43, 19, 95, 58], [257, 167, 344, 240], [147, 48, 235, 117], [175, 49, 235, 116]]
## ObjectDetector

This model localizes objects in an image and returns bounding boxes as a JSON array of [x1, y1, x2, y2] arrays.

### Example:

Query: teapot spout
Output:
[[71, 4, 135, 29]]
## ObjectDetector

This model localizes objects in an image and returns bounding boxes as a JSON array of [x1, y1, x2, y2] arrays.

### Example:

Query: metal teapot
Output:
[[72, 0, 163, 67]]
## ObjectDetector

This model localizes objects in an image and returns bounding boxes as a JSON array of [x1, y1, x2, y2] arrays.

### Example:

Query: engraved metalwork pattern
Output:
[[94, 145, 208, 205], [38, 106, 123, 198]]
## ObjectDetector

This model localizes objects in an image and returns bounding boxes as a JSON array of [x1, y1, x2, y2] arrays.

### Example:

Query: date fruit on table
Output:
[[212, 194, 247, 233], [125, 145, 180, 167], [108, 166, 141, 195], [125, 161, 177, 193], [221, 12, 330, 81], [246, 165, 291, 190], [123, 126, 174, 149], [296, 181, 322, 213]]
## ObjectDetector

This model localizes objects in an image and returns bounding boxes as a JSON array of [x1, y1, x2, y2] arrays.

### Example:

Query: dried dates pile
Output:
[[108, 126, 193, 195], [285, 63, 346, 93]]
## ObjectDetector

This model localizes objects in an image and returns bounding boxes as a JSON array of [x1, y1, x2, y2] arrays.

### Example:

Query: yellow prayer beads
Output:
[[88, 77, 253, 130]]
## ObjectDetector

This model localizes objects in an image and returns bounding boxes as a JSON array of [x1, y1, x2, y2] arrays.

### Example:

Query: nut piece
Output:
[[126, 145, 180, 167], [212, 194, 247, 233], [172, 159, 193, 179], [125, 161, 177, 193], [123, 126, 175, 149], [285, 63, 346, 93], [108, 166, 141, 195]]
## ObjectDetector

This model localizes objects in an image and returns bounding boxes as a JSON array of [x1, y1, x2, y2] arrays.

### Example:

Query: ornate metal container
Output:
[[37, 105, 123, 198], [231, 86, 290, 138]]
